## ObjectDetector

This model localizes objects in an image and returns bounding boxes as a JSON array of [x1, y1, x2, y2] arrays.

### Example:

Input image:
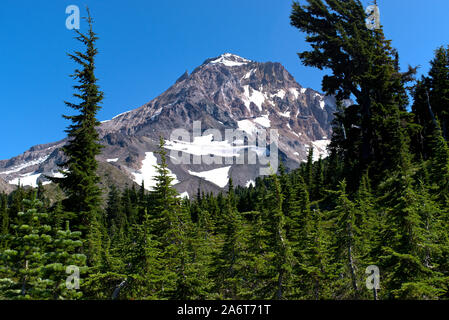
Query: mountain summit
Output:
[[0, 53, 341, 196], [203, 53, 253, 66]]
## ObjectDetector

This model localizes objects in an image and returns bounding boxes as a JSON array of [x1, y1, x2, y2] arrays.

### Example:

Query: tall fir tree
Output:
[[329, 180, 363, 299], [148, 137, 203, 299], [291, 0, 416, 186], [210, 178, 244, 299], [263, 174, 294, 300], [428, 120, 449, 204], [53, 8, 104, 267], [428, 46, 449, 140]]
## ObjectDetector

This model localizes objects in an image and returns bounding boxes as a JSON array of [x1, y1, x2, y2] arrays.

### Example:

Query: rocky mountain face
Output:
[[0, 53, 343, 197], [0, 177, 14, 194]]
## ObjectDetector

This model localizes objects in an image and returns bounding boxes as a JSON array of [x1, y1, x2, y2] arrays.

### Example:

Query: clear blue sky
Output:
[[1, 0, 448, 159]]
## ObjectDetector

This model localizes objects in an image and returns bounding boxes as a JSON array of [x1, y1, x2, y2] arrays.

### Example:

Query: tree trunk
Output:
[[277, 271, 284, 300], [360, 91, 373, 167], [347, 223, 359, 298], [442, 119, 448, 141], [21, 259, 29, 296]]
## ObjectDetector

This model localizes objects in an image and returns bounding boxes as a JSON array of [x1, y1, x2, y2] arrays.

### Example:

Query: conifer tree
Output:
[[53, 8, 104, 266], [0, 197, 53, 299], [313, 156, 325, 200], [330, 180, 363, 299], [411, 77, 434, 159], [428, 46, 449, 139], [137, 181, 146, 224], [289, 174, 311, 259], [174, 212, 212, 300], [122, 187, 138, 227], [237, 210, 269, 299], [106, 185, 128, 246], [120, 208, 162, 299], [148, 138, 181, 239], [43, 221, 87, 299], [0, 193, 8, 249], [299, 209, 336, 299], [263, 174, 294, 300], [50, 201, 65, 233], [9, 185, 25, 222], [304, 147, 314, 191], [378, 150, 445, 299], [147, 137, 202, 299], [355, 173, 381, 269], [278, 162, 300, 239], [428, 120, 449, 204], [210, 178, 244, 299], [291, 0, 416, 185]]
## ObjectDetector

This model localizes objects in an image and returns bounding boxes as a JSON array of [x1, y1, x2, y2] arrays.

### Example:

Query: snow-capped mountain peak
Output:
[[207, 53, 252, 67], [0, 54, 341, 197]]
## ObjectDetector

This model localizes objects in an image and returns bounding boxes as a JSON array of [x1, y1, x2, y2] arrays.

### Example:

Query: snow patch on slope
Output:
[[188, 166, 231, 188], [243, 69, 256, 79], [132, 152, 179, 191], [245, 180, 255, 188], [271, 89, 286, 100], [279, 110, 290, 118], [112, 110, 132, 120], [9, 172, 42, 188], [237, 119, 258, 135], [320, 100, 325, 109], [237, 115, 271, 135], [179, 191, 190, 199], [254, 114, 271, 128], [289, 88, 300, 99], [310, 140, 331, 161], [242, 85, 265, 111], [48, 170, 67, 179], [0, 155, 49, 175], [150, 108, 163, 121]]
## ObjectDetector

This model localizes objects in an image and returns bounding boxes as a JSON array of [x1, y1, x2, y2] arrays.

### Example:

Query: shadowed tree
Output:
[[291, 0, 416, 187]]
